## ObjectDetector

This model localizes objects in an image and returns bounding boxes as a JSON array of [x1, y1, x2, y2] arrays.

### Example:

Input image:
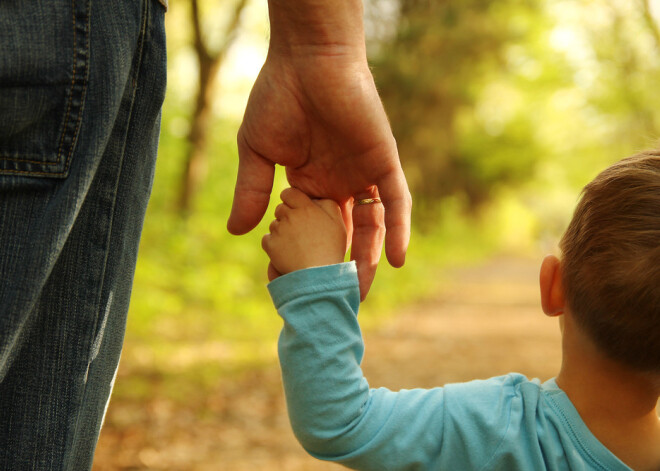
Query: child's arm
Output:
[[262, 188, 446, 469], [268, 265, 451, 470], [262, 188, 522, 470]]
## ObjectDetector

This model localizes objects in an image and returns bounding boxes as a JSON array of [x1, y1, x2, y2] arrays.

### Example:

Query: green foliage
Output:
[[371, 0, 660, 218], [372, 0, 548, 208]]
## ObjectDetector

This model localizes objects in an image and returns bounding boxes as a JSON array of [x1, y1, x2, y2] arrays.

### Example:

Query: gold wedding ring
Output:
[[355, 197, 382, 205]]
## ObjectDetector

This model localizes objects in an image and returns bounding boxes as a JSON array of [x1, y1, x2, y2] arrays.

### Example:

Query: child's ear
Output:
[[540, 255, 565, 317]]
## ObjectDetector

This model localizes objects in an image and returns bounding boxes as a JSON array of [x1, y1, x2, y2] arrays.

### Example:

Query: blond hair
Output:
[[560, 150, 660, 373]]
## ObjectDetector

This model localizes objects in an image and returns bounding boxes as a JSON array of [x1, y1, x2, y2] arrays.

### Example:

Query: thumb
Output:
[[227, 132, 276, 235]]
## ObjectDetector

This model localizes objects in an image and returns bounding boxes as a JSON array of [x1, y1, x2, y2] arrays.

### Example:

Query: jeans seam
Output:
[[0, 0, 90, 176], [62, 1, 151, 467], [53, 0, 81, 167], [56, 0, 91, 171]]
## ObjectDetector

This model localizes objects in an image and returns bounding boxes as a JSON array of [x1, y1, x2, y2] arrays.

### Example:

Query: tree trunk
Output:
[[178, 0, 249, 216], [640, 0, 660, 51]]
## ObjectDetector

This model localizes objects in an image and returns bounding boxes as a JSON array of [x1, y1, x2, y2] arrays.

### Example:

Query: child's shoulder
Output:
[[442, 373, 545, 422], [441, 374, 632, 470], [443, 373, 543, 398]]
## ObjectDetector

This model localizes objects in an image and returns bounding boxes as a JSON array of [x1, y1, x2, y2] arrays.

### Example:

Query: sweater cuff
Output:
[[267, 261, 358, 308]]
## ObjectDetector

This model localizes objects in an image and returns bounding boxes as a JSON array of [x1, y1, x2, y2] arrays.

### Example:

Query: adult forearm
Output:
[[267, 0, 366, 57]]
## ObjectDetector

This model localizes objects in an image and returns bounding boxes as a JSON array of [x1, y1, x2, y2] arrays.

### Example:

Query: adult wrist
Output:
[[267, 0, 367, 59]]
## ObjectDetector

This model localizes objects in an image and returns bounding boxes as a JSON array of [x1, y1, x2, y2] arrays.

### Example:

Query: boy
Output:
[[262, 151, 660, 470]]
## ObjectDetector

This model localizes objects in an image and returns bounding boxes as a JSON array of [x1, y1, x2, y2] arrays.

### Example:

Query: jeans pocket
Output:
[[0, 0, 91, 178]]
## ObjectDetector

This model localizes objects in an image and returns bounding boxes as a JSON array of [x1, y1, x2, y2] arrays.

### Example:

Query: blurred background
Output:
[[93, 0, 660, 469]]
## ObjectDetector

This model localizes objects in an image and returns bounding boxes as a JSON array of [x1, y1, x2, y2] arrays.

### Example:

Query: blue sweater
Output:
[[268, 262, 632, 471]]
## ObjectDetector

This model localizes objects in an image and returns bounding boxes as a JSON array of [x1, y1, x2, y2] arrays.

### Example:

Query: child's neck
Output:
[[556, 316, 660, 471]]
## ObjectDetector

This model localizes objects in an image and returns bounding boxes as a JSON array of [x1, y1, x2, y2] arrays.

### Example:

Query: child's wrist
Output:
[[270, 261, 355, 286], [279, 254, 345, 275]]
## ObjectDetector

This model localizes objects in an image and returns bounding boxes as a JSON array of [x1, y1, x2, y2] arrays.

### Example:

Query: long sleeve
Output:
[[268, 262, 449, 470]]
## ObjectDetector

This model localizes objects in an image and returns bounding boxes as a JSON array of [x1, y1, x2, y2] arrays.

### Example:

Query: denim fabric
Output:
[[0, 0, 166, 469]]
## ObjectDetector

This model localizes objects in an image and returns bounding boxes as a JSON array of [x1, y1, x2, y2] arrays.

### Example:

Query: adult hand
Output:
[[227, 1, 412, 300]]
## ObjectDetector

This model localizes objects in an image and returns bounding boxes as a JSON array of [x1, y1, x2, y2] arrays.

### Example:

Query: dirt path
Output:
[[93, 256, 561, 470]]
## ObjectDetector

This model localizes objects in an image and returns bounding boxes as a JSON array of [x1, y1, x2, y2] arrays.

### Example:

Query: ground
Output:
[[93, 256, 562, 470]]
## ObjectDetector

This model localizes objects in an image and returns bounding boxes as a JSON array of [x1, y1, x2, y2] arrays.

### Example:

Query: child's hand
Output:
[[262, 188, 348, 278]]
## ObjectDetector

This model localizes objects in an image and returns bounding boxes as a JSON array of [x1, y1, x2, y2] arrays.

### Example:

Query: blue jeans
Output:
[[0, 0, 166, 469]]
